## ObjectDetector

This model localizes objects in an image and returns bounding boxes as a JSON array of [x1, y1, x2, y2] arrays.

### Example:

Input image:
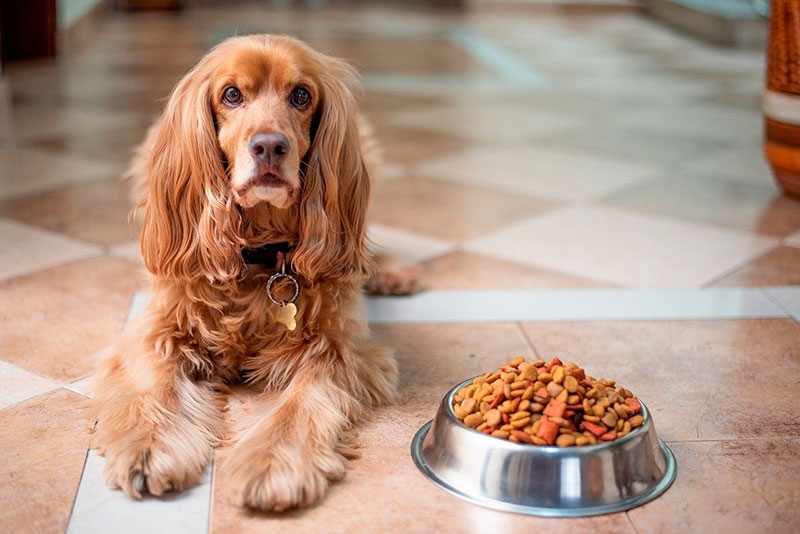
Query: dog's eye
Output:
[[289, 86, 311, 110], [222, 86, 243, 107]]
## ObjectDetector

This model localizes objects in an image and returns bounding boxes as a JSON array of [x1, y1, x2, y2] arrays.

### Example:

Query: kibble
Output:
[[452, 356, 644, 447]]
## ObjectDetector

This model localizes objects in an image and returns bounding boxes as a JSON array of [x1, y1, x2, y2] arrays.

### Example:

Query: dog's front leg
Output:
[[224, 352, 373, 512], [89, 314, 225, 498]]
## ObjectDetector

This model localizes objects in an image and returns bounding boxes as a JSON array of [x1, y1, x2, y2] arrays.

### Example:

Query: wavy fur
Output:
[[90, 35, 398, 512]]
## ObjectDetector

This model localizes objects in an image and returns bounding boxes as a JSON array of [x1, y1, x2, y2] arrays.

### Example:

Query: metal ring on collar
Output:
[[266, 272, 299, 306]]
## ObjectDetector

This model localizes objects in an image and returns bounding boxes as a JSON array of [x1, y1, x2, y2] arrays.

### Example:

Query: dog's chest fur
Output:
[[170, 273, 361, 386]]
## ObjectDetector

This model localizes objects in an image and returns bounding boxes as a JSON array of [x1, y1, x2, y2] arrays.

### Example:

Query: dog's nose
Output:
[[249, 133, 290, 165]]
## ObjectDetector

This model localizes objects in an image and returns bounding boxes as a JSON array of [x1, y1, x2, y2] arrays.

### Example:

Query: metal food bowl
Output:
[[411, 377, 676, 517]]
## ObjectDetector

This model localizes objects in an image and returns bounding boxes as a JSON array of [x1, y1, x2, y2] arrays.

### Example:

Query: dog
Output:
[[90, 34, 415, 512]]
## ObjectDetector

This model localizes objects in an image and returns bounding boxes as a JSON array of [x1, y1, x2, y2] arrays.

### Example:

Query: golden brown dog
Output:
[[90, 34, 411, 512]]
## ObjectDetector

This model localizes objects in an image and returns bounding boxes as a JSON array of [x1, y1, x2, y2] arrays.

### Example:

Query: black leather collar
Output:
[[241, 241, 292, 266]]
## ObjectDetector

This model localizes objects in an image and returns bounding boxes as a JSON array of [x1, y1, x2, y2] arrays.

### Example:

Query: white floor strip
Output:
[[121, 286, 800, 325], [365, 287, 797, 323], [128, 291, 150, 320], [68, 450, 213, 534]]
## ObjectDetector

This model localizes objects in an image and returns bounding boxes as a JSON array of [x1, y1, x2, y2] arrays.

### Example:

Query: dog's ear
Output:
[[140, 54, 243, 283], [291, 57, 373, 283]]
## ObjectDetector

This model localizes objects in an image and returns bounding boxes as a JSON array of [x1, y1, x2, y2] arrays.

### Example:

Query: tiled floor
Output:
[[1, 1, 799, 533]]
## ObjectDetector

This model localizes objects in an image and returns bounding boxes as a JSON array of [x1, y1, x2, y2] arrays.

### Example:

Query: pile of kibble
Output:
[[452, 356, 644, 447]]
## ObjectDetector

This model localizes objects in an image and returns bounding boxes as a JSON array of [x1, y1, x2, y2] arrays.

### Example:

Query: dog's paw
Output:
[[100, 442, 205, 499], [91, 393, 217, 499], [226, 441, 346, 512], [365, 256, 421, 296]]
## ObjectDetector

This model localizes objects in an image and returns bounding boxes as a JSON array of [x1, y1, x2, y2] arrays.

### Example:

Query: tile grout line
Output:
[[761, 287, 800, 323], [514, 321, 541, 360], [0, 360, 64, 410], [206, 448, 217, 534], [0, 216, 107, 283], [699, 240, 784, 288], [67, 448, 92, 531], [759, 287, 791, 319], [0, 249, 105, 285]]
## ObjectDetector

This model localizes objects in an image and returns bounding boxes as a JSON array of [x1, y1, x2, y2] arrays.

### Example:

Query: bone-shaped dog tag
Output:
[[275, 302, 297, 331], [266, 255, 300, 332]]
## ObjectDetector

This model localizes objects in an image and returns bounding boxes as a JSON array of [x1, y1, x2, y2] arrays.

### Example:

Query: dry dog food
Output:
[[452, 356, 644, 447]]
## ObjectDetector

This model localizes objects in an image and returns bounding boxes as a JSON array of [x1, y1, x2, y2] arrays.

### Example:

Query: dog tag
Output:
[[267, 269, 299, 332], [275, 302, 297, 331]]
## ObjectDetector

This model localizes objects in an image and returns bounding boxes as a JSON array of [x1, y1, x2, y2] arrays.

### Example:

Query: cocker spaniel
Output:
[[90, 34, 415, 512]]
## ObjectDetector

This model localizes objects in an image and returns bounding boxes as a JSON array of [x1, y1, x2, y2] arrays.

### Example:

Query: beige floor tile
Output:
[[465, 205, 779, 288], [610, 102, 762, 144], [3, 61, 175, 113], [28, 127, 147, 167], [0, 178, 136, 246], [560, 71, 719, 102], [370, 176, 558, 242], [417, 146, 659, 202], [519, 320, 800, 442], [712, 246, 800, 287], [685, 141, 779, 188], [372, 124, 469, 166], [0, 218, 100, 282], [663, 45, 765, 74], [361, 90, 446, 121], [456, 88, 624, 123], [599, 173, 800, 238], [540, 125, 729, 166], [527, 46, 654, 79], [388, 104, 587, 144], [374, 323, 535, 401], [628, 440, 800, 533], [1, 104, 145, 145], [0, 147, 119, 200], [422, 250, 614, 290], [307, 35, 493, 77], [0, 255, 143, 382], [0, 389, 89, 534]]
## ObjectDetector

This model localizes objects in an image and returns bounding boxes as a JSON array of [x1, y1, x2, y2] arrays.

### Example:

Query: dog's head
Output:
[[211, 36, 318, 210], [140, 35, 371, 283]]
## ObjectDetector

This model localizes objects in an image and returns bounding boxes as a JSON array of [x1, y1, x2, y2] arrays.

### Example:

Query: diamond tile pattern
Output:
[[465, 205, 780, 287], [0, 1, 798, 532]]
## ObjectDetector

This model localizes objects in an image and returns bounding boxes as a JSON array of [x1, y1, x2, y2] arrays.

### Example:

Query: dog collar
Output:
[[241, 241, 293, 266]]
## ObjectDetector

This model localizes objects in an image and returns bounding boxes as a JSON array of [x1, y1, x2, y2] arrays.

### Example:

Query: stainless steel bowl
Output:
[[411, 378, 676, 517]]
